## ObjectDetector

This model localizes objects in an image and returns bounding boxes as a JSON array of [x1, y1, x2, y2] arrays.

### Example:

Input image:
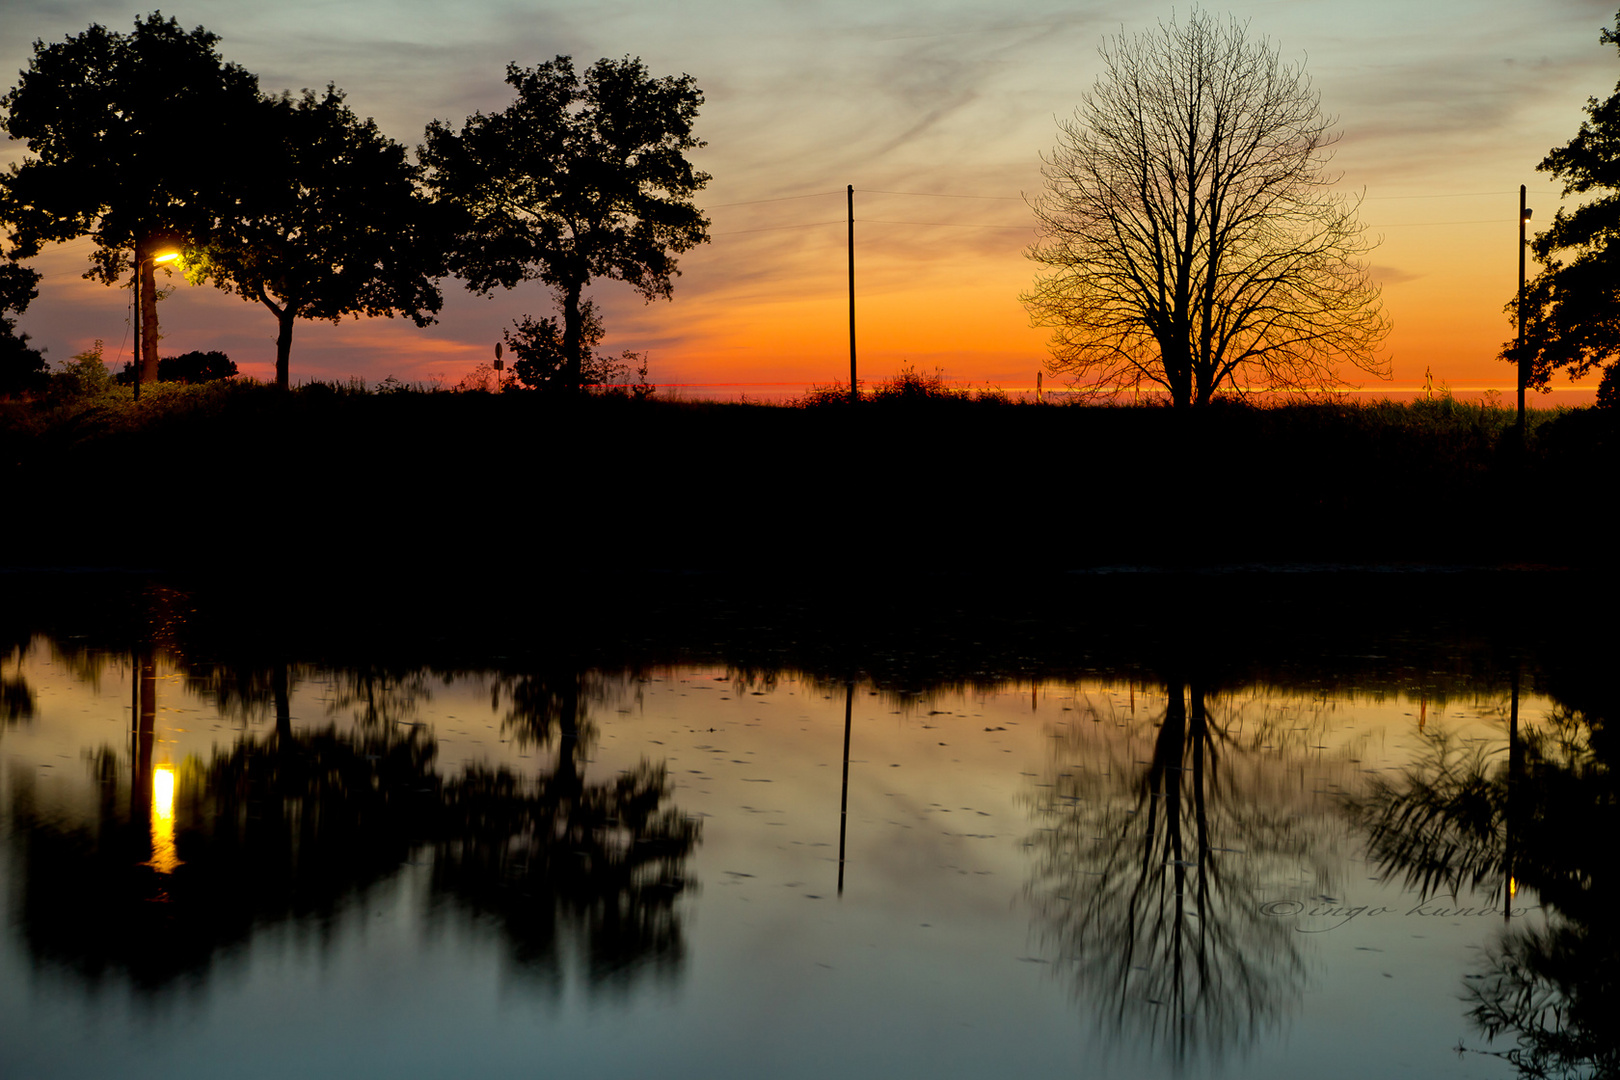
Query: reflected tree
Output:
[[434, 759, 699, 995], [325, 663, 435, 731], [1468, 918, 1618, 1080], [186, 658, 308, 738], [11, 722, 441, 986], [436, 668, 701, 994], [2, 624, 33, 724], [1350, 730, 1511, 902], [1025, 682, 1339, 1065], [1347, 704, 1617, 1079], [7, 655, 699, 999]]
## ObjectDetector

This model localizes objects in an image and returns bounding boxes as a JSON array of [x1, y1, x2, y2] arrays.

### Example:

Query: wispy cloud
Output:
[[5, 0, 1616, 388]]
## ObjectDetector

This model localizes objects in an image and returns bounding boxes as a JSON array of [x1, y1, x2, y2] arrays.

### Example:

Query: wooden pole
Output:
[[1505, 662, 1520, 922], [1517, 184, 1527, 439], [848, 184, 857, 404], [838, 680, 853, 895]]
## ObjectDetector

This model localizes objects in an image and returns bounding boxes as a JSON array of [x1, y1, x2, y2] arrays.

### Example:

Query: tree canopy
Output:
[[1511, 11, 1620, 408], [190, 86, 444, 388], [422, 56, 709, 393], [1021, 11, 1389, 407], [0, 260, 47, 397], [0, 13, 262, 381]]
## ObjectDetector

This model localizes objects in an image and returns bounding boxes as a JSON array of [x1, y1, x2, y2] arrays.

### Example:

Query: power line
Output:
[[711, 219, 845, 236], [708, 187, 1026, 209], [715, 217, 1030, 236], [1367, 218, 1509, 227], [1360, 190, 1518, 200], [707, 190, 843, 208], [858, 218, 1031, 230], [858, 188, 1024, 201]]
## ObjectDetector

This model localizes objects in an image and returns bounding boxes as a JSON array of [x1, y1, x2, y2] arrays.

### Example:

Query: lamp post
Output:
[[1516, 186, 1533, 438], [132, 243, 181, 401]]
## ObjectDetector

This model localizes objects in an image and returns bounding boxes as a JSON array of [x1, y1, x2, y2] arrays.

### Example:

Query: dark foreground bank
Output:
[[3, 387, 1614, 574]]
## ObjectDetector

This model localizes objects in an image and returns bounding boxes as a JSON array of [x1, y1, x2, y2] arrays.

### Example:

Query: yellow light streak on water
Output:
[[149, 765, 180, 875]]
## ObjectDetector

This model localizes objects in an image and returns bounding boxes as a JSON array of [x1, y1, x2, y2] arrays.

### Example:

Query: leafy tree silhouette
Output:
[[0, 259, 46, 397], [423, 56, 709, 393], [191, 86, 443, 389], [0, 13, 261, 384], [1507, 11, 1620, 408]]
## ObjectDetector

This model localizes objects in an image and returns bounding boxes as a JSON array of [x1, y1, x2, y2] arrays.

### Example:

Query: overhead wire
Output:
[[705, 185, 1555, 237]]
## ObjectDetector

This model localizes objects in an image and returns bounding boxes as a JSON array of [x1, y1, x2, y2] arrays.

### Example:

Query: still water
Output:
[[0, 634, 1603, 1079]]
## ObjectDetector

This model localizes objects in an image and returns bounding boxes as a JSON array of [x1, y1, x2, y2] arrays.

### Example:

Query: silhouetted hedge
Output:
[[2, 388, 1611, 574]]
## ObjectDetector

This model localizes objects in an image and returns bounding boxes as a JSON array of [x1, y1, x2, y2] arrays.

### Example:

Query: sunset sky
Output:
[[3, 0, 1616, 399]]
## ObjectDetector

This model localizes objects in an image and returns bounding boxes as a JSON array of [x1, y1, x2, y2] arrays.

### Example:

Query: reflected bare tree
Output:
[[1026, 681, 1346, 1066]]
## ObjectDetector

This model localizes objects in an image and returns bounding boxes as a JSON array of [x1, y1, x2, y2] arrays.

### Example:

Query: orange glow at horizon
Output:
[[21, 188, 1599, 402]]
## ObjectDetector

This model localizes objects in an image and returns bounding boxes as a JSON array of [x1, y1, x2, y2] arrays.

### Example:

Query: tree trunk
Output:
[[1162, 340, 1194, 408], [561, 282, 584, 394], [138, 242, 161, 385], [555, 678, 582, 796], [275, 308, 295, 390], [273, 661, 291, 743]]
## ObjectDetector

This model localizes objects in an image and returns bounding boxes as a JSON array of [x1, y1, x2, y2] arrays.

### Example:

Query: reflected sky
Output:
[[0, 633, 1588, 1079]]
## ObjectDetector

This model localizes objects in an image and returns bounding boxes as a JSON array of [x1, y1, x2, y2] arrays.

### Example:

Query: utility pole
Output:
[[848, 184, 857, 404], [1517, 184, 1530, 439]]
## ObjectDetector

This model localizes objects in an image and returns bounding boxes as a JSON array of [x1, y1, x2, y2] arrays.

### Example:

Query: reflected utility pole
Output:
[[130, 649, 157, 859], [1504, 662, 1521, 922], [838, 680, 853, 895]]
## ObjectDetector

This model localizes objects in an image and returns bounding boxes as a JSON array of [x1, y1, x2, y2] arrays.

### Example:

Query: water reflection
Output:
[[147, 764, 180, 874], [1025, 682, 1351, 1066], [1348, 688, 1617, 1078], [436, 670, 700, 993], [2, 570, 1612, 1079], [8, 649, 701, 998], [2, 621, 34, 726]]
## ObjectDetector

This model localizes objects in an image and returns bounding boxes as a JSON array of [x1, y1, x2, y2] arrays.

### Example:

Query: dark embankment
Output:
[[3, 563, 1612, 720], [2, 387, 1614, 578]]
